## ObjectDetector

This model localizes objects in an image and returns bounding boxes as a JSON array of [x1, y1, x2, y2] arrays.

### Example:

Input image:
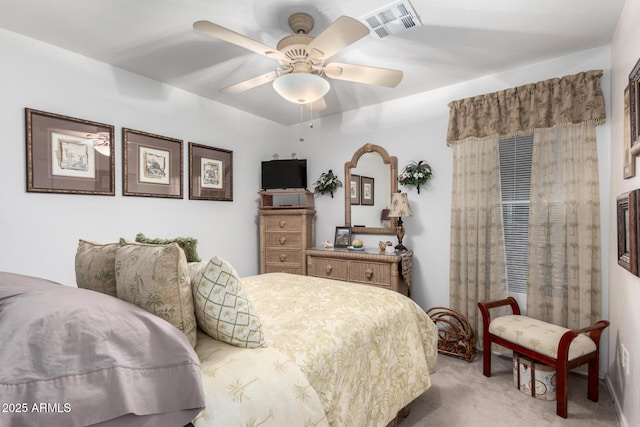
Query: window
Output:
[[499, 135, 533, 294]]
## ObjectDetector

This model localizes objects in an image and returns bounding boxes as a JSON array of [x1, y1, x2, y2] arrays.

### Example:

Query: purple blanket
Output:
[[0, 272, 204, 427]]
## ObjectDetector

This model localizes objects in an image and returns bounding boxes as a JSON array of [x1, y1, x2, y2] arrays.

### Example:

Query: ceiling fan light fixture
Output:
[[272, 73, 330, 104]]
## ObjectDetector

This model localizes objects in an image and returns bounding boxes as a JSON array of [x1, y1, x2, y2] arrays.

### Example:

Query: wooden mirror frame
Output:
[[344, 143, 398, 235]]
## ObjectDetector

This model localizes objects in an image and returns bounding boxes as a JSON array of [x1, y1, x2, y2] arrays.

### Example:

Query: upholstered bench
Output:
[[478, 297, 609, 418]]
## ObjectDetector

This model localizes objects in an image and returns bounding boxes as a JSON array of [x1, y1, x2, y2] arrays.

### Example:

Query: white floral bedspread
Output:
[[193, 330, 329, 427], [242, 273, 438, 427]]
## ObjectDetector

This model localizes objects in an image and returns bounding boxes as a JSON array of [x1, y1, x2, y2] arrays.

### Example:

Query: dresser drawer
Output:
[[307, 257, 349, 281], [265, 265, 302, 275], [265, 249, 302, 265], [349, 261, 391, 288], [264, 232, 301, 248], [264, 215, 303, 231]]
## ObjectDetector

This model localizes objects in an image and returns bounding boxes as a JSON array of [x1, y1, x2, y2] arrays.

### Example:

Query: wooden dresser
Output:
[[305, 248, 413, 296], [258, 190, 315, 275]]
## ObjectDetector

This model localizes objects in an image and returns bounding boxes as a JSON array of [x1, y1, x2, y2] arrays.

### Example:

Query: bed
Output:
[[193, 272, 438, 427], [1, 264, 437, 426]]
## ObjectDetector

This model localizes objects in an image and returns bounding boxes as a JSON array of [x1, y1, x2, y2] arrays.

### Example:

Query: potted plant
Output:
[[313, 169, 342, 198], [398, 160, 433, 194]]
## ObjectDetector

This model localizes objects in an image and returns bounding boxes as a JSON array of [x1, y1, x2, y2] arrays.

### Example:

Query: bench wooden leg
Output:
[[556, 363, 568, 418], [587, 358, 599, 402], [482, 337, 492, 377]]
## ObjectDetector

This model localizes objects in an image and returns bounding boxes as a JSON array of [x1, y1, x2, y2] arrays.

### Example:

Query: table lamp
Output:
[[387, 191, 413, 251]]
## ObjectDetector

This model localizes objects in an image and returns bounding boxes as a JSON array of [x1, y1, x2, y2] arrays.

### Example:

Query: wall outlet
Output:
[[621, 343, 630, 375]]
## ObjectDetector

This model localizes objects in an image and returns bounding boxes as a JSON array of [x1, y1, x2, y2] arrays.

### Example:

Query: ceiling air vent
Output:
[[361, 0, 422, 39]]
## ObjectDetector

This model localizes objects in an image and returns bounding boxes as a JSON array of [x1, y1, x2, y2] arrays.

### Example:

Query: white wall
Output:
[[0, 28, 288, 283], [608, 1, 640, 426]]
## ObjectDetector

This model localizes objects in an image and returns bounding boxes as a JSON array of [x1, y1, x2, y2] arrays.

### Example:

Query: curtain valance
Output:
[[446, 70, 606, 145]]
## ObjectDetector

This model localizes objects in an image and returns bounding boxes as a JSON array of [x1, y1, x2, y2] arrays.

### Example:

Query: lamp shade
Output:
[[272, 73, 330, 104], [388, 192, 413, 218]]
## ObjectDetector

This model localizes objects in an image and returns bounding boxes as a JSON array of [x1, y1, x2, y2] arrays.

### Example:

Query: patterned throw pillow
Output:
[[135, 232, 201, 262], [191, 256, 265, 348], [75, 240, 118, 297], [115, 240, 197, 347]]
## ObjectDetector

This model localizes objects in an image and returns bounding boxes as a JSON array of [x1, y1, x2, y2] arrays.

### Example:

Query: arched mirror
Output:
[[344, 143, 398, 235]]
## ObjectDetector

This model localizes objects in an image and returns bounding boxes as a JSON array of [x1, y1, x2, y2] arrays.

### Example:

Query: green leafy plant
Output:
[[398, 160, 433, 194], [313, 169, 342, 198]]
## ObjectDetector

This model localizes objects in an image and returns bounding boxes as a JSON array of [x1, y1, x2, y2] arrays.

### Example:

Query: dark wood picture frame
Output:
[[617, 191, 638, 274], [189, 143, 233, 201], [361, 176, 375, 206], [624, 85, 636, 178], [123, 128, 183, 198], [350, 174, 361, 205], [334, 226, 351, 248], [25, 108, 115, 195], [629, 57, 640, 155]]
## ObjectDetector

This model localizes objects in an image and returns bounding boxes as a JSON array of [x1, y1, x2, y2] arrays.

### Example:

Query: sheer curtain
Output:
[[447, 70, 606, 345], [527, 123, 603, 328], [449, 135, 508, 347]]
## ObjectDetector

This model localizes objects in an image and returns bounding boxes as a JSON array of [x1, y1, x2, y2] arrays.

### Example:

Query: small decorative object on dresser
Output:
[[306, 247, 413, 296], [334, 226, 351, 248]]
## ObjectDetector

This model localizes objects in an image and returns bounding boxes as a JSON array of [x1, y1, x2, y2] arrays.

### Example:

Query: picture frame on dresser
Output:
[[189, 143, 233, 201], [25, 108, 115, 195], [122, 128, 183, 198], [334, 227, 351, 248]]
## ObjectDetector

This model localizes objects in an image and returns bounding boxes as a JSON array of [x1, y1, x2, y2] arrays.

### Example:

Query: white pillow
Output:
[[191, 257, 265, 348]]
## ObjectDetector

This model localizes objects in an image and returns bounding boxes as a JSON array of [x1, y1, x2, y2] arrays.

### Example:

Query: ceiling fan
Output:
[[193, 12, 403, 108]]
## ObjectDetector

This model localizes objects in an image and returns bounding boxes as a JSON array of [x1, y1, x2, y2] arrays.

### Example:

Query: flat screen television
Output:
[[261, 159, 307, 190]]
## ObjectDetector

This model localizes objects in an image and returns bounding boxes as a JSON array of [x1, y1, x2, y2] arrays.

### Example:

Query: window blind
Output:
[[499, 134, 533, 294]]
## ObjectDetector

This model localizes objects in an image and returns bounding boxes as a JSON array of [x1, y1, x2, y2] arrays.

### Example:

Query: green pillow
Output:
[[191, 256, 265, 348], [135, 232, 201, 262]]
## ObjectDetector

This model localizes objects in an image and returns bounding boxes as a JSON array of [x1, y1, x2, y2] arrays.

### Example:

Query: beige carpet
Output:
[[400, 352, 619, 427]]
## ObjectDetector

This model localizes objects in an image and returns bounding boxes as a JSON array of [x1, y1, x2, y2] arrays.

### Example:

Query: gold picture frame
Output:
[[26, 108, 115, 195], [188, 143, 233, 201], [122, 128, 183, 198]]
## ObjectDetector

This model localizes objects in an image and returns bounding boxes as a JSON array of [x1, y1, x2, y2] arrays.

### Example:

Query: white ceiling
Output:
[[0, 0, 626, 125]]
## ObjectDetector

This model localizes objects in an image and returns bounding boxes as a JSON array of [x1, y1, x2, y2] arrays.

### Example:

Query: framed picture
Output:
[[617, 191, 638, 274], [123, 128, 183, 198], [350, 174, 361, 205], [629, 57, 640, 155], [361, 176, 375, 206], [334, 226, 351, 248], [624, 86, 636, 178], [189, 143, 233, 201], [25, 108, 115, 195]]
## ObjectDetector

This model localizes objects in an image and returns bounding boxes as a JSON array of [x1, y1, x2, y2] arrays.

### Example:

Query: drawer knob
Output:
[[279, 236, 287, 245], [324, 265, 333, 275], [279, 254, 287, 262], [365, 269, 374, 279], [279, 219, 286, 228]]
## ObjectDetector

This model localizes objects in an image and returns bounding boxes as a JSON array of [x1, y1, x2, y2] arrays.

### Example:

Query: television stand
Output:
[[258, 189, 314, 209]]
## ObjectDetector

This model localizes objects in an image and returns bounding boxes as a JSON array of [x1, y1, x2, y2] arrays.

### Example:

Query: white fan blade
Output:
[[324, 62, 403, 87], [305, 97, 326, 111], [306, 16, 369, 61], [220, 70, 279, 94], [193, 20, 286, 61]]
